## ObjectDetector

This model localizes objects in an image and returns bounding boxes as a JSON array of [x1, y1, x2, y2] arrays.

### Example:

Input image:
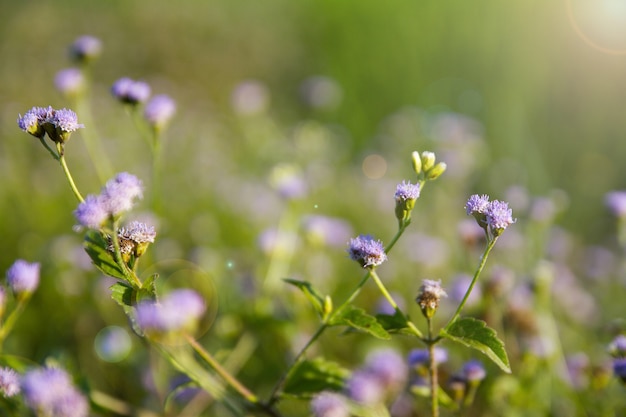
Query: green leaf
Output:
[[283, 358, 349, 397], [83, 231, 126, 280], [284, 278, 326, 318], [137, 273, 158, 303], [329, 305, 391, 340], [375, 309, 413, 334], [110, 281, 135, 307], [440, 317, 511, 373]]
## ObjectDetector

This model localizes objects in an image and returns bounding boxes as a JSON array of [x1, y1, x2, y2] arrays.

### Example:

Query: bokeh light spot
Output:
[[362, 154, 387, 179], [94, 326, 132, 363]]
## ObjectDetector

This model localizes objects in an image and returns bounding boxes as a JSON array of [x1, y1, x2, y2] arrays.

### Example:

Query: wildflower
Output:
[[269, 163, 308, 200], [47, 108, 84, 143], [347, 235, 387, 268], [408, 347, 448, 371], [116, 221, 156, 257], [70, 35, 102, 62], [21, 367, 89, 417], [144, 94, 176, 131], [54, 68, 85, 97], [345, 369, 385, 405], [608, 334, 626, 358], [6, 259, 40, 297], [17, 106, 52, 139], [363, 349, 408, 392], [136, 289, 206, 335], [395, 180, 420, 224], [231, 80, 269, 115], [111, 77, 151, 105], [613, 358, 626, 383], [465, 194, 490, 217], [0, 367, 20, 398], [605, 191, 626, 217], [461, 359, 486, 383], [310, 391, 350, 417], [101, 172, 144, 215], [486, 200, 515, 236], [415, 279, 447, 319], [301, 215, 353, 248], [74, 195, 108, 229]]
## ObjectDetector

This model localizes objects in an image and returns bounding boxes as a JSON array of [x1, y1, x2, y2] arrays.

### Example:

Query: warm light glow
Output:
[[567, 0, 626, 54]]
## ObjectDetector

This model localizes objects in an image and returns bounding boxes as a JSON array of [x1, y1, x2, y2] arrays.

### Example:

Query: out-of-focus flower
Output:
[[449, 273, 482, 307], [564, 353, 589, 390], [461, 359, 486, 383], [136, 289, 206, 335], [408, 347, 448, 370], [605, 191, 626, 217], [363, 349, 408, 393], [609, 335, 626, 358], [101, 172, 144, 215], [301, 215, 353, 248], [0, 367, 20, 398], [6, 259, 40, 297], [347, 235, 387, 268], [70, 35, 102, 63], [269, 163, 308, 200], [612, 357, 626, 383], [231, 80, 270, 115], [55, 68, 85, 97], [300, 76, 342, 110], [345, 369, 384, 405], [144, 94, 176, 131], [416, 279, 447, 319], [111, 77, 151, 105], [74, 195, 108, 229], [21, 367, 89, 417], [310, 391, 350, 417]]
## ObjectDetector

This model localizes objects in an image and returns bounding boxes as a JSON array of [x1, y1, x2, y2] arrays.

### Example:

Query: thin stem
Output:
[[151, 130, 163, 214], [74, 95, 113, 182], [56, 143, 85, 203], [38, 137, 59, 160], [369, 270, 423, 338], [443, 237, 498, 331], [427, 319, 439, 417], [0, 295, 31, 349]]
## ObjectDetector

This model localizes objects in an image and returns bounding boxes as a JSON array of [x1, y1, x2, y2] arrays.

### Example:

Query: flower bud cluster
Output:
[[17, 106, 84, 144], [411, 150, 447, 181], [465, 194, 515, 238], [347, 235, 387, 269]]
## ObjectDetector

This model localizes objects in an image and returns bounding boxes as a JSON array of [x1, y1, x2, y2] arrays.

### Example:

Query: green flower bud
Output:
[[426, 162, 447, 180], [411, 151, 422, 175], [322, 295, 333, 320], [421, 151, 436, 172]]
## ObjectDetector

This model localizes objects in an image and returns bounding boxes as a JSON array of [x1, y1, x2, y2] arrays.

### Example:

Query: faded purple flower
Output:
[[394, 180, 420, 202], [118, 221, 156, 244], [416, 279, 448, 318], [613, 357, 626, 382], [347, 234, 387, 268], [486, 200, 515, 233], [364, 349, 408, 390], [310, 391, 349, 417], [74, 195, 108, 229], [0, 367, 20, 398], [144, 94, 176, 129], [6, 259, 40, 296], [465, 194, 490, 216], [461, 359, 486, 382], [111, 77, 151, 104], [609, 335, 626, 358], [136, 289, 206, 333], [70, 35, 102, 62], [345, 369, 384, 405], [101, 172, 144, 215], [21, 367, 89, 417], [301, 215, 353, 248], [408, 347, 448, 369], [231, 80, 270, 115], [605, 191, 626, 217], [55, 68, 85, 96]]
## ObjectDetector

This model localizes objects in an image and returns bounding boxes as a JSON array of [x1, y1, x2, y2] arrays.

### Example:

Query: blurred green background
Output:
[[2, 0, 626, 415]]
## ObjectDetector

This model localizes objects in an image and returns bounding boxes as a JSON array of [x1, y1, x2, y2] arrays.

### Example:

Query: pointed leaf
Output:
[[84, 231, 126, 280], [284, 278, 326, 318], [329, 305, 390, 340], [375, 309, 413, 334], [440, 317, 511, 373], [137, 273, 158, 303], [110, 281, 135, 307], [283, 358, 349, 396]]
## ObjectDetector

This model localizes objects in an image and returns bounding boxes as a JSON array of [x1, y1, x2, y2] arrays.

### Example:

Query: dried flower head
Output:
[[0, 367, 20, 398], [347, 234, 387, 268], [416, 279, 447, 319]]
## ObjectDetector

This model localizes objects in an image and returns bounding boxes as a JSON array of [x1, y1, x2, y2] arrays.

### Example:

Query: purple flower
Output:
[[310, 391, 350, 417], [613, 358, 626, 382], [111, 77, 151, 104], [395, 180, 420, 202], [231, 80, 270, 115], [55, 68, 85, 96], [0, 367, 20, 398], [136, 289, 206, 334], [17, 106, 53, 138], [486, 200, 515, 232], [605, 191, 626, 217], [6, 259, 40, 296], [21, 367, 89, 417], [301, 215, 353, 248], [408, 347, 448, 369], [609, 335, 626, 358], [465, 194, 490, 216], [345, 370, 384, 405], [461, 359, 486, 383], [347, 234, 387, 268], [74, 195, 108, 229], [101, 172, 144, 215], [51, 108, 84, 133], [144, 94, 176, 129], [363, 349, 408, 390], [118, 221, 156, 244], [70, 35, 102, 62]]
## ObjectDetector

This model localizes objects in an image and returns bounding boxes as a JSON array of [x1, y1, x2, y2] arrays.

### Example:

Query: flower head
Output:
[[70, 35, 102, 62], [363, 349, 408, 391], [136, 289, 206, 335], [101, 172, 144, 215], [486, 200, 516, 235], [0, 367, 20, 398], [408, 347, 448, 371], [609, 335, 626, 358], [461, 359, 486, 383], [613, 357, 626, 383], [415, 279, 447, 319], [310, 391, 350, 417], [21, 367, 89, 417], [144, 94, 176, 130], [111, 77, 151, 104], [55, 68, 85, 97], [115, 221, 157, 257], [347, 235, 387, 268], [6, 259, 40, 296], [74, 195, 108, 229], [395, 180, 421, 202], [345, 370, 385, 405], [17, 106, 53, 139], [606, 191, 626, 217], [465, 194, 490, 216]]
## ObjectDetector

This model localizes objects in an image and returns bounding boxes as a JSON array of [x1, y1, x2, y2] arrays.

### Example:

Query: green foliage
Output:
[[283, 278, 327, 320], [283, 358, 349, 397], [83, 231, 126, 280], [329, 305, 391, 340]]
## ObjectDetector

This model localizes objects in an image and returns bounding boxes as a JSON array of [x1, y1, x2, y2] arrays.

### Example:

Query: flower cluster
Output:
[[465, 194, 515, 237], [17, 106, 84, 144], [394, 180, 421, 224], [111, 77, 151, 105], [21, 366, 89, 417], [136, 289, 206, 335], [74, 172, 144, 229], [347, 234, 387, 268]]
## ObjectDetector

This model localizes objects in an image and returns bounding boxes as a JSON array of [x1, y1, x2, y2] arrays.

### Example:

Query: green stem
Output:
[[74, 95, 113, 182], [369, 270, 423, 338], [151, 130, 163, 214], [0, 295, 31, 349], [443, 237, 498, 331], [56, 143, 85, 203], [427, 319, 439, 417]]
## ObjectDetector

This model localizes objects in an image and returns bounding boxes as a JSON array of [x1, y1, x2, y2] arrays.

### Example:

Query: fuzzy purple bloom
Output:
[[486, 200, 516, 232], [408, 347, 448, 368], [55, 68, 85, 96], [111, 77, 151, 104], [0, 367, 20, 398], [609, 335, 626, 358], [465, 194, 490, 216], [461, 359, 486, 382], [21, 367, 88, 417], [101, 172, 144, 215], [70, 35, 102, 61], [347, 234, 387, 268], [345, 370, 384, 405], [51, 108, 84, 133], [136, 289, 206, 333], [302, 215, 353, 248], [17, 106, 53, 138], [6, 259, 40, 295], [310, 391, 350, 417], [74, 195, 108, 229], [364, 349, 408, 389], [118, 221, 156, 244], [144, 94, 176, 129], [605, 191, 626, 217], [395, 180, 421, 202], [613, 357, 626, 381]]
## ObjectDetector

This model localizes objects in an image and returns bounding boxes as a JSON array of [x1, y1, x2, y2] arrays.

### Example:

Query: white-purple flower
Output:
[[461, 359, 486, 382], [465, 194, 490, 216], [6, 259, 40, 296], [347, 234, 387, 268], [0, 367, 20, 398], [416, 279, 448, 318], [310, 391, 349, 417], [605, 191, 626, 218], [70, 35, 102, 62], [55, 68, 85, 96], [485, 200, 516, 232], [144, 94, 176, 129], [17, 106, 53, 138], [51, 108, 84, 133], [394, 180, 420, 202], [408, 347, 448, 368], [118, 221, 156, 244], [363, 349, 408, 390], [21, 367, 89, 417], [136, 289, 206, 334], [345, 369, 385, 405], [111, 77, 151, 104], [74, 195, 109, 229], [101, 172, 144, 215]]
